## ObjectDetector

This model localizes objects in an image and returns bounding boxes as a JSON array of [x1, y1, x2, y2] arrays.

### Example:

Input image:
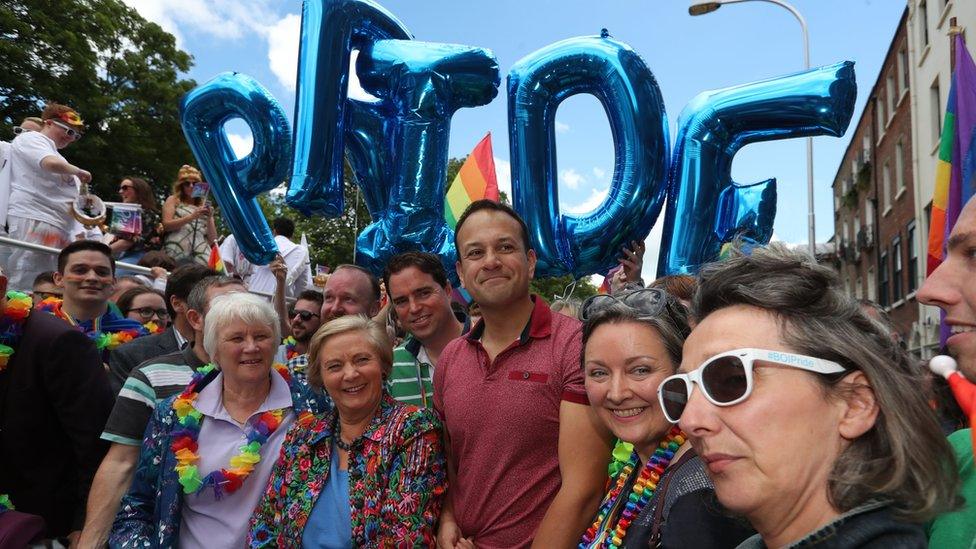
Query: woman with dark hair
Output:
[[660, 244, 960, 548], [108, 177, 164, 264], [161, 165, 216, 264], [115, 287, 169, 329], [578, 289, 753, 548]]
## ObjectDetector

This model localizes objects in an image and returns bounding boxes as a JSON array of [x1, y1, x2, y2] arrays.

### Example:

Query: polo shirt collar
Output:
[[465, 295, 553, 345], [195, 368, 293, 422]]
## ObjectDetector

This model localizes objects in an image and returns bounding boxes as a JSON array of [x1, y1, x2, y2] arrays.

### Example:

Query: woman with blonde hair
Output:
[[161, 165, 216, 264]]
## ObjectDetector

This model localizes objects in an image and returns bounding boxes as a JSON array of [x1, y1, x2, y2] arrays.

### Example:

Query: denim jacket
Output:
[[736, 500, 926, 549], [109, 368, 330, 548]]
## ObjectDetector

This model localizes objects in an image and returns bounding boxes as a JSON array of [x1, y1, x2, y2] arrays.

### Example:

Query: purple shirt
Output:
[[178, 370, 295, 549]]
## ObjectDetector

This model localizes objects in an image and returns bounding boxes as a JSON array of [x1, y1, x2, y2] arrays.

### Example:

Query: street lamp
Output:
[[689, 0, 816, 258]]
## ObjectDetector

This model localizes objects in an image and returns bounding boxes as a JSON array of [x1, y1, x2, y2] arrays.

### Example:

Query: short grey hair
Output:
[[693, 243, 959, 522], [202, 292, 281, 359], [306, 315, 393, 389], [582, 290, 691, 370]]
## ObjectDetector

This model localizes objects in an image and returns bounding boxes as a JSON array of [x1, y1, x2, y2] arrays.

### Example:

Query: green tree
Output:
[[531, 274, 599, 304], [0, 0, 197, 200]]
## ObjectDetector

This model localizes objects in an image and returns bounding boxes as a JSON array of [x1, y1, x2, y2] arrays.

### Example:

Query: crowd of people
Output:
[[0, 101, 973, 549]]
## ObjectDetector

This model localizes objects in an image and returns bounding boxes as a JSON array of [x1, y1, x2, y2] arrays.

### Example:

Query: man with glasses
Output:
[[281, 289, 324, 383], [79, 275, 246, 547], [383, 251, 464, 407], [4, 103, 91, 290], [31, 270, 62, 302]]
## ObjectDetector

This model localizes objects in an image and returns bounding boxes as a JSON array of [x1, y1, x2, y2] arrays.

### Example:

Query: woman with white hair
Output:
[[110, 292, 329, 548]]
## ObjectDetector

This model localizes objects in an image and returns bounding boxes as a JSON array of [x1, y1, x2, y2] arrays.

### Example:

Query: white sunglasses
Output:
[[657, 347, 847, 423]]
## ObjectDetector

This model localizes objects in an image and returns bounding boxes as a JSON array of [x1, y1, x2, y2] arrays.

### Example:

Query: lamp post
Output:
[[689, 0, 816, 258]]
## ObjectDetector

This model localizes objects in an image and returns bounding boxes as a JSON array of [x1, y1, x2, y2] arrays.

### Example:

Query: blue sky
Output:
[[125, 0, 905, 273]]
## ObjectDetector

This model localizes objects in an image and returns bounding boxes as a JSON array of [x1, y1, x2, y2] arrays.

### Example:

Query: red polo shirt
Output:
[[433, 296, 587, 548]]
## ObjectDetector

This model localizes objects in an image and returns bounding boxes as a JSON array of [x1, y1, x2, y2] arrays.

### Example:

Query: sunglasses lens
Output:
[[701, 356, 750, 404], [660, 378, 689, 422], [580, 295, 614, 320]]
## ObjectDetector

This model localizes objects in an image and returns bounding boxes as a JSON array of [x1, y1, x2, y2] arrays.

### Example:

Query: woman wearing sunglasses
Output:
[[660, 244, 958, 548], [107, 177, 164, 266], [578, 288, 754, 548], [161, 165, 217, 264]]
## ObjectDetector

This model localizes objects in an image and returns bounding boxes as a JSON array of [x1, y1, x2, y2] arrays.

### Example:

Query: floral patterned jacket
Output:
[[248, 393, 447, 547], [108, 368, 330, 548]]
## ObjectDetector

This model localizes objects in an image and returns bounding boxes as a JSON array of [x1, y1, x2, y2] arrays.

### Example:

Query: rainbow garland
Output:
[[171, 362, 291, 498], [579, 426, 685, 549], [282, 336, 299, 361], [0, 494, 13, 514], [36, 297, 148, 351], [0, 292, 33, 371]]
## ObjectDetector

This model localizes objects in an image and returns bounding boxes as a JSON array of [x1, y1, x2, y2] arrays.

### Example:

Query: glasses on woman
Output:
[[657, 348, 847, 423], [51, 120, 82, 140], [129, 307, 170, 321], [579, 288, 667, 321]]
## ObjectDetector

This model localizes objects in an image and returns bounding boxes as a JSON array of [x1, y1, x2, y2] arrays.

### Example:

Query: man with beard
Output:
[[282, 289, 324, 383]]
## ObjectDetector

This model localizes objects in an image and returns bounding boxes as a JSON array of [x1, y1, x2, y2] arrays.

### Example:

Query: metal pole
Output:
[[0, 236, 155, 275]]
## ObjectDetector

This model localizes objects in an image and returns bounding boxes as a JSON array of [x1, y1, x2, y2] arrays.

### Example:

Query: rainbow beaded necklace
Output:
[[0, 292, 33, 371], [171, 362, 291, 498], [579, 426, 685, 549], [282, 336, 299, 361]]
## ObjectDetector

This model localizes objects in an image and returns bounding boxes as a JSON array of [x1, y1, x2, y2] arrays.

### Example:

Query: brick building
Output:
[[832, 8, 921, 353]]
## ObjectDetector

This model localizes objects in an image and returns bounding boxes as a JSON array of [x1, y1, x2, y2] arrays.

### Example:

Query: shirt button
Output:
[[522, 372, 529, 380]]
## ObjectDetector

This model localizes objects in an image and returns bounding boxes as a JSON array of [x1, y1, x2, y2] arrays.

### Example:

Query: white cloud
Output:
[[564, 187, 609, 214], [347, 50, 381, 103], [559, 168, 586, 190], [121, 0, 262, 47], [493, 157, 512, 198], [226, 132, 254, 160], [555, 120, 570, 133], [592, 166, 606, 180], [266, 14, 300, 92]]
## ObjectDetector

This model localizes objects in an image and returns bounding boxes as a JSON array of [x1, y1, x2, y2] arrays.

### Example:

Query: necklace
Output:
[[283, 336, 299, 360], [333, 419, 359, 452], [36, 297, 148, 351], [0, 292, 32, 371], [579, 426, 685, 549], [171, 362, 291, 498]]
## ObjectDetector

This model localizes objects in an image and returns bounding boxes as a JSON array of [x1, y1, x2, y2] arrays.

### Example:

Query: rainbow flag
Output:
[[208, 242, 226, 274], [445, 133, 499, 229], [928, 34, 976, 276]]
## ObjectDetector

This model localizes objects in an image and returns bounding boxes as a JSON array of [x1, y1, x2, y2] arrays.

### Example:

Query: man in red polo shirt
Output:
[[434, 200, 612, 548]]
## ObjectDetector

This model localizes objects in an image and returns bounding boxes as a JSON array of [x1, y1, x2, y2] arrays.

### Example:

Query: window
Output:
[[920, 1, 929, 48], [868, 266, 877, 301], [877, 95, 887, 138], [866, 199, 875, 227], [907, 220, 918, 293], [899, 48, 910, 94], [863, 135, 872, 158], [887, 75, 897, 117], [931, 79, 942, 143], [893, 236, 903, 302], [857, 276, 863, 299], [882, 161, 892, 211], [879, 250, 890, 307], [895, 140, 905, 195]]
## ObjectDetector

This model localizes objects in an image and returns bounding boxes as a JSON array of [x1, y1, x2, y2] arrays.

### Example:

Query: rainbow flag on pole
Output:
[[445, 133, 499, 229], [927, 34, 976, 276], [208, 242, 226, 274]]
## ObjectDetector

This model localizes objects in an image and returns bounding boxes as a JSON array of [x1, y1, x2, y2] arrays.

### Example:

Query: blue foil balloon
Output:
[[507, 32, 670, 278], [657, 61, 857, 276], [288, 0, 411, 216], [354, 39, 500, 278], [345, 99, 396, 222], [180, 72, 292, 265]]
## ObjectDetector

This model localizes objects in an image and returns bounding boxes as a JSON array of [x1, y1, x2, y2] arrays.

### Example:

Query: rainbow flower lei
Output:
[[36, 297, 147, 351], [282, 336, 299, 361], [0, 292, 33, 371], [171, 362, 291, 498], [0, 494, 13, 514]]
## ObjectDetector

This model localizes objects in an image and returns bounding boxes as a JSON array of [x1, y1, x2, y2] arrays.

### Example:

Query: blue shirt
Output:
[[302, 444, 352, 549]]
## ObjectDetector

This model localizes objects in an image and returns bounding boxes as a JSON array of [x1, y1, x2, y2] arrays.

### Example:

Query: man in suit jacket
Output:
[[0, 269, 113, 545], [107, 263, 214, 393]]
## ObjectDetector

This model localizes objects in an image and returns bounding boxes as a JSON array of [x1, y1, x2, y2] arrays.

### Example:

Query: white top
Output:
[[7, 132, 78, 230], [0, 140, 11, 227], [246, 234, 312, 298], [218, 234, 254, 281]]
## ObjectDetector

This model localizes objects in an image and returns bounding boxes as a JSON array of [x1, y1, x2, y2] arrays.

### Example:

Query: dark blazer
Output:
[[0, 311, 113, 537], [107, 326, 180, 394]]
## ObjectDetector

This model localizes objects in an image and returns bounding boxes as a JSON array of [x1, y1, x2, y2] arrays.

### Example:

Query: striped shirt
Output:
[[388, 337, 434, 407], [101, 345, 204, 446]]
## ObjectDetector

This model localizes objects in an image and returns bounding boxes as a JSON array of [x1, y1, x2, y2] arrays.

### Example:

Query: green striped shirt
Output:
[[388, 337, 434, 407]]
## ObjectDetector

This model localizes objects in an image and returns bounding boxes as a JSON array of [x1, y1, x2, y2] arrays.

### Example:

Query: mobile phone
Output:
[[191, 181, 210, 199]]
